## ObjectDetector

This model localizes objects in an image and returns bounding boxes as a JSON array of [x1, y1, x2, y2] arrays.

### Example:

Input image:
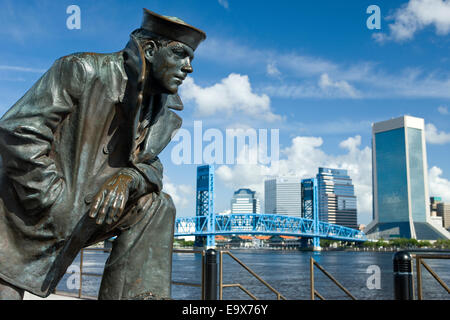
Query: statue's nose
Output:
[[182, 60, 193, 74]]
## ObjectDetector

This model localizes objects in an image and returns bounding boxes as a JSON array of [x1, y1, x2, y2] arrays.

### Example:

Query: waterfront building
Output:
[[316, 167, 358, 229], [366, 115, 450, 240], [437, 203, 450, 230], [264, 177, 301, 216], [430, 197, 442, 217], [231, 188, 261, 214]]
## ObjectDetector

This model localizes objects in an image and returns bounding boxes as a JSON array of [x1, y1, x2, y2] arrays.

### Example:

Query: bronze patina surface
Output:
[[0, 8, 205, 300]]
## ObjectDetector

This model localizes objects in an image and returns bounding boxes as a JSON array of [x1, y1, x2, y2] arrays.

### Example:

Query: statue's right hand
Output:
[[88, 174, 134, 225]]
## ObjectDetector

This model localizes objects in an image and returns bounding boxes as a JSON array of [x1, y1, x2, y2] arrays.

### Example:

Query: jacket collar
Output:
[[122, 35, 183, 163]]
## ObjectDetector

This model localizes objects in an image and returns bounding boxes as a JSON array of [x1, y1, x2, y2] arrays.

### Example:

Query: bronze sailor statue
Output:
[[0, 9, 205, 300]]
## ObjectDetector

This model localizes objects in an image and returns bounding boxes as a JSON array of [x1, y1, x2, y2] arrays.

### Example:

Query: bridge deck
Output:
[[175, 214, 366, 242]]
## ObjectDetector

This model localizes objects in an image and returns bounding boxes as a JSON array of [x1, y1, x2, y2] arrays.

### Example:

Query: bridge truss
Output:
[[175, 213, 367, 245], [177, 165, 367, 250]]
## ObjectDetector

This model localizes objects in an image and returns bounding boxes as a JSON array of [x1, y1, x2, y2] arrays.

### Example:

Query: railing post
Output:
[[203, 249, 218, 300], [219, 251, 223, 300], [78, 248, 84, 298], [393, 251, 414, 300], [310, 257, 315, 300]]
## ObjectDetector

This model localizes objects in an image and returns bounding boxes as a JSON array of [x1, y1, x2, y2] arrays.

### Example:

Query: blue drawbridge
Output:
[[174, 165, 367, 250]]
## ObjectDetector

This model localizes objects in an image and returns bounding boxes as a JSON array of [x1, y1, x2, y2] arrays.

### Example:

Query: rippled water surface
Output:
[[56, 249, 450, 300]]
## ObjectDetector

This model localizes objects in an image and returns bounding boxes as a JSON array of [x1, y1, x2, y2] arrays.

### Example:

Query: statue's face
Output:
[[148, 41, 194, 94]]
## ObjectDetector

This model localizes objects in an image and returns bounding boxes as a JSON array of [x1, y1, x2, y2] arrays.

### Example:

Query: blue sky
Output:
[[1, 0, 450, 225]]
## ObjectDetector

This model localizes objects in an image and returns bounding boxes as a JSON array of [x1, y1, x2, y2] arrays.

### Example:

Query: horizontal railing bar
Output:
[[222, 284, 242, 288], [412, 254, 450, 260], [82, 248, 111, 252], [173, 249, 205, 254], [79, 272, 103, 277], [172, 281, 202, 288]]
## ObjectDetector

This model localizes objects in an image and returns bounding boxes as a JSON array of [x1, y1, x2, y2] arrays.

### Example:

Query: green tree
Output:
[[376, 238, 387, 248], [363, 241, 376, 248], [418, 240, 431, 248]]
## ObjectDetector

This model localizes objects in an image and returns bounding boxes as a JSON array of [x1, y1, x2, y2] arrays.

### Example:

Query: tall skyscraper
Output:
[[264, 177, 301, 216], [231, 188, 261, 214], [366, 115, 450, 239], [316, 167, 358, 229]]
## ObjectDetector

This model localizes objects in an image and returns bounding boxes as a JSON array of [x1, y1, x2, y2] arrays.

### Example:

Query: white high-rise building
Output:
[[264, 177, 301, 216], [231, 189, 260, 214], [366, 115, 450, 240]]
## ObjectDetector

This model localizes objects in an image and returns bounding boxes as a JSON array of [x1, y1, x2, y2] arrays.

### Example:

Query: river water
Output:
[[56, 249, 450, 300]]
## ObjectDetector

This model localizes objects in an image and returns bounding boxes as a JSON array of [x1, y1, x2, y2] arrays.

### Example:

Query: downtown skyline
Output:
[[0, 0, 450, 226]]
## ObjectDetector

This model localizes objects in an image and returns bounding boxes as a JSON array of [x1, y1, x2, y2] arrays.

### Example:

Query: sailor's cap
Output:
[[141, 8, 206, 50]]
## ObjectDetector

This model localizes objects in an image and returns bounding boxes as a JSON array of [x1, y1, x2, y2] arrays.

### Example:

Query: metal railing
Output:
[[54, 247, 110, 299], [218, 250, 287, 300], [414, 253, 450, 300], [309, 257, 356, 300], [171, 249, 287, 300], [171, 249, 206, 299]]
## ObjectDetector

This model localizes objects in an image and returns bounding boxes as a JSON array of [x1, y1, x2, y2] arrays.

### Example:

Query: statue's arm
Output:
[[0, 56, 87, 214], [127, 157, 164, 198]]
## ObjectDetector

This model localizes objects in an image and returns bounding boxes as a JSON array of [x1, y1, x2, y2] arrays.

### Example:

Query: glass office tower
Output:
[[366, 116, 450, 240], [316, 168, 358, 229]]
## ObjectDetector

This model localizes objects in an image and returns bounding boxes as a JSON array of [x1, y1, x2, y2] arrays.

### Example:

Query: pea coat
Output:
[[0, 35, 182, 297]]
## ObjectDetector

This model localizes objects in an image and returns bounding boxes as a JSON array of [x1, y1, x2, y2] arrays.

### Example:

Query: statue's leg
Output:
[[98, 192, 175, 300], [0, 278, 24, 300]]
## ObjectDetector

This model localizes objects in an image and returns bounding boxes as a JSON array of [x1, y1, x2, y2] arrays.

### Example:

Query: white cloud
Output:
[[318, 73, 360, 98], [375, 0, 450, 42], [438, 105, 449, 115], [429, 166, 450, 201], [215, 134, 373, 224], [162, 175, 195, 210], [197, 36, 450, 99], [218, 0, 229, 9], [262, 74, 360, 99], [266, 62, 281, 78], [0, 65, 45, 73], [425, 123, 450, 144], [179, 74, 282, 122]]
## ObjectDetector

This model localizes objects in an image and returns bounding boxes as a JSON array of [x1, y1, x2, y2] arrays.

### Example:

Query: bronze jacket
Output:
[[0, 36, 182, 297]]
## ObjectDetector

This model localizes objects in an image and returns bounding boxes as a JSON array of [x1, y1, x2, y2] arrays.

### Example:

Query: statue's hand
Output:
[[88, 173, 134, 225]]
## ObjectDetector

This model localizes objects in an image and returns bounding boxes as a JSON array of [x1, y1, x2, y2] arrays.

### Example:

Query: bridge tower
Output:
[[301, 178, 321, 251], [195, 165, 215, 248]]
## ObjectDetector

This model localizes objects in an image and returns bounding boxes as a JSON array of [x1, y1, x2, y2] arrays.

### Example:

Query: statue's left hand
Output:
[[88, 174, 134, 225]]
